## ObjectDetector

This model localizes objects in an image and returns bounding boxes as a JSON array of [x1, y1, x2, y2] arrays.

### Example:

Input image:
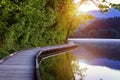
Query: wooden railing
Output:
[[35, 42, 77, 80]]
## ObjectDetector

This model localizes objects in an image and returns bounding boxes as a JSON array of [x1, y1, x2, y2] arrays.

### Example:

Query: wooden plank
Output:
[[0, 70, 34, 74], [0, 78, 33, 80], [0, 48, 40, 80], [0, 73, 34, 78]]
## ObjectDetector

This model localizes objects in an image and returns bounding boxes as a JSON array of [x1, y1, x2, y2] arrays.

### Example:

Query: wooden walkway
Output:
[[0, 42, 77, 80], [0, 48, 41, 80]]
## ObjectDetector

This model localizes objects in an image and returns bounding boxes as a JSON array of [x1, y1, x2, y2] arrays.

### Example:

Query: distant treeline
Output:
[[70, 17, 120, 38]]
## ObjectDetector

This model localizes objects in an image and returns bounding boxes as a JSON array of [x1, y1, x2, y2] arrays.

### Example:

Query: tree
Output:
[[79, 0, 120, 12]]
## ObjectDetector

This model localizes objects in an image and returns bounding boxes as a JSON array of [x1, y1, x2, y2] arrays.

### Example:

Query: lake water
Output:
[[69, 38, 120, 80]]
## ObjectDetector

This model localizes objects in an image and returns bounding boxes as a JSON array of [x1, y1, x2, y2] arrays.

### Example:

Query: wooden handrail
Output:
[[35, 42, 77, 80]]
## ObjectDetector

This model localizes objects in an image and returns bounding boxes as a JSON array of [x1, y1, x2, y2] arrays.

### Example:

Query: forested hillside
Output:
[[85, 17, 120, 30], [70, 17, 120, 38]]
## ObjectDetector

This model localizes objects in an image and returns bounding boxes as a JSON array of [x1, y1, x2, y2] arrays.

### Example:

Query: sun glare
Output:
[[73, 0, 99, 12], [78, 60, 89, 68], [73, 0, 81, 4], [78, 1, 99, 12], [79, 4, 99, 12]]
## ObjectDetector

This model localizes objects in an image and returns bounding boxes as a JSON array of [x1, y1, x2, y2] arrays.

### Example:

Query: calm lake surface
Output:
[[69, 38, 120, 80]]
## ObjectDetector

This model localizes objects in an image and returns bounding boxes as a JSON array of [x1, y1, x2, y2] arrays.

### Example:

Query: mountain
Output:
[[87, 8, 120, 18]]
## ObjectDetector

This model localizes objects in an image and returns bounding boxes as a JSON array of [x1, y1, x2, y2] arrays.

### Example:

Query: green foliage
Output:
[[0, 47, 9, 59], [111, 4, 120, 10], [0, 0, 57, 53], [0, 0, 90, 80], [98, 4, 109, 12], [0, 0, 92, 56], [99, 0, 120, 12], [80, 0, 120, 12]]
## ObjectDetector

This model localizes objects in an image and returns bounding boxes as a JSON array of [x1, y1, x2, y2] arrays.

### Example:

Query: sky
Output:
[[73, 0, 120, 12]]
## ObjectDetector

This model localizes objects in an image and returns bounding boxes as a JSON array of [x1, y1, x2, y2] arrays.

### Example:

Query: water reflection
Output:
[[73, 46, 120, 70], [80, 62, 120, 80], [88, 58, 120, 70], [73, 59, 120, 80], [71, 39, 120, 80], [72, 60, 88, 80]]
